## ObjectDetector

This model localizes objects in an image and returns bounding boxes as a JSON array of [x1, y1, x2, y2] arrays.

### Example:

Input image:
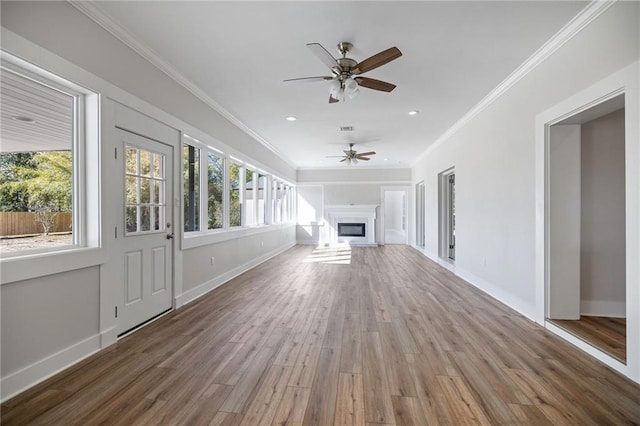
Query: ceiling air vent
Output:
[[340, 126, 354, 132]]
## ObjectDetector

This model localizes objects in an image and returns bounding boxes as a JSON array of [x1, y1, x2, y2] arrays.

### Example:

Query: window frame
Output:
[[181, 134, 295, 250], [0, 52, 102, 283]]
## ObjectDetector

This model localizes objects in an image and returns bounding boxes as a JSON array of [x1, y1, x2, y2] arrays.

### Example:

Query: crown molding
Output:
[[412, 0, 616, 167], [68, 0, 297, 170]]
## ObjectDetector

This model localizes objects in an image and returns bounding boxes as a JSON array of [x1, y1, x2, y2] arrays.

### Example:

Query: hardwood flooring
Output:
[[552, 316, 626, 363], [3, 245, 640, 425]]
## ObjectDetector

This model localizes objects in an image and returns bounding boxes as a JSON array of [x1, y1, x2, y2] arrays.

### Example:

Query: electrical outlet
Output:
[[210, 256, 215, 265], [261, 241, 264, 248]]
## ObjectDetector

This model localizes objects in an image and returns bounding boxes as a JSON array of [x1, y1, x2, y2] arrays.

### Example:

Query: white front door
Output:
[[118, 130, 173, 335]]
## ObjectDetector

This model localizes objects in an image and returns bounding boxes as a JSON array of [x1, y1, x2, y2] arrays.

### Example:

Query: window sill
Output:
[[1, 246, 105, 285], [182, 222, 294, 250]]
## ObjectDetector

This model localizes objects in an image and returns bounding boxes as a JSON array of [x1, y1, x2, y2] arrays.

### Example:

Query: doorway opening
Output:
[[416, 181, 425, 248], [382, 187, 408, 245], [439, 168, 455, 262], [547, 94, 626, 363]]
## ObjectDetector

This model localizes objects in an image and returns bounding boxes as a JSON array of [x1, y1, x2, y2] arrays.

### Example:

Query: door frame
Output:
[[101, 101, 181, 346], [535, 62, 639, 380], [438, 168, 455, 262], [379, 186, 410, 245], [415, 181, 426, 248]]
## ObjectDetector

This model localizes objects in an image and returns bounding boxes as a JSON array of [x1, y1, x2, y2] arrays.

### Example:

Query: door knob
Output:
[[166, 233, 174, 240]]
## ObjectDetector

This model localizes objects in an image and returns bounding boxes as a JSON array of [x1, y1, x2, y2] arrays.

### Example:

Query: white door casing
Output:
[[118, 130, 173, 335]]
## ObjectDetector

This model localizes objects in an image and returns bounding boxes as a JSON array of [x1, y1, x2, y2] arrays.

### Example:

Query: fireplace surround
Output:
[[326, 204, 378, 246]]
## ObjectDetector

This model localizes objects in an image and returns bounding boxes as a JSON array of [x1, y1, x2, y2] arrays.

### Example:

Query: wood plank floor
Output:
[[3, 245, 640, 425], [552, 316, 626, 363]]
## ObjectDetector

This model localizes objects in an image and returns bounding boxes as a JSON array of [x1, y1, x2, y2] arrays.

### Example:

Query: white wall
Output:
[[1, 267, 100, 379], [296, 168, 411, 245], [412, 2, 639, 321], [580, 109, 626, 316], [549, 125, 582, 320]]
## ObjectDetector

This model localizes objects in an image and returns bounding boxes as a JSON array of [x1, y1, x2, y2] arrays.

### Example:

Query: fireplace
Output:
[[326, 204, 378, 246], [338, 223, 365, 237]]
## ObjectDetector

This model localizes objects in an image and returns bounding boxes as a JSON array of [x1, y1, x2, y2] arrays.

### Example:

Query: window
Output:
[[271, 179, 278, 223], [0, 64, 90, 255], [183, 143, 200, 232], [207, 152, 223, 230], [181, 135, 295, 246], [244, 167, 256, 226], [257, 173, 267, 225], [125, 146, 166, 234], [229, 161, 241, 227]]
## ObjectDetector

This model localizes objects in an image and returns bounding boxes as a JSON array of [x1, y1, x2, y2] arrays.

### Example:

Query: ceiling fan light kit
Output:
[[327, 143, 376, 166], [284, 41, 402, 103]]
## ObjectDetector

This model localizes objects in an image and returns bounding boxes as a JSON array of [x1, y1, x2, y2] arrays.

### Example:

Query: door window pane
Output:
[[126, 145, 166, 235]]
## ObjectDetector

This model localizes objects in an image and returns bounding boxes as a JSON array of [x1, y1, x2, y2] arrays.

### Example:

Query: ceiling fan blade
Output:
[[352, 46, 402, 75], [356, 151, 376, 157], [339, 158, 348, 162], [354, 77, 396, 92], [357, 157, 371, 161], [325, 155, 345, 158], [329, 95, 339, 104], [283, 76, 333, 83], [307, 43, 342, 73]]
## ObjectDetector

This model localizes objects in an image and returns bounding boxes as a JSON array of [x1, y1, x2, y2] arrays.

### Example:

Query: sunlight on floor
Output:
[[302, 244, 352, 265]]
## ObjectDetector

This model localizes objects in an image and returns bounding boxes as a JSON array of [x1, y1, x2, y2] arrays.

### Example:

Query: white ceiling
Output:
[[86, 1, 588, 169]]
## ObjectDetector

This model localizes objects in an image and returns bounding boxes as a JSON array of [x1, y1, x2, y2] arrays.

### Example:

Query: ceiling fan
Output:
[[284, 42, 402, 103], [327, 143, 376, 165]]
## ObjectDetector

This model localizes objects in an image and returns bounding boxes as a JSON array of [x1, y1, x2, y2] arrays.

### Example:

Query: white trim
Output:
[[296, 239, 321, 246], [182, 222, 295, 250], [535, 61, 640, 383], [545, 321, 629, 374], [68, 1, 297, 171], [175, 241, 295, 308], [412, 0, 616, 167], [298, 181, 412, 185], [0, 334, 101, 403], [1, 247, 104, 284], [580, 300, 626, 318]]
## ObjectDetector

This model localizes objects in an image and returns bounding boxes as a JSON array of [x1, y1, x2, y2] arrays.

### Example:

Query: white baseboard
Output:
[[175, 241, 296, 309], [0, 334, 101, 403], [580, 300, 626, 318], [100, 326, 118, 348], [296, 239, 321, 246], [410, 244, 537, 321]]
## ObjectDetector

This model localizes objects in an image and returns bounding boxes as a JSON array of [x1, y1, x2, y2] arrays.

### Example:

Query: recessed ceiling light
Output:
[[12, 115, 36, 123], [285, 116, 297, 121], [408, 110, 419, 116], [384, 158, 389, 161]]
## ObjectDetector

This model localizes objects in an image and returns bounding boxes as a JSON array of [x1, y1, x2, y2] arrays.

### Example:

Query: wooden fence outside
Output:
[[0, 212, 72, 236]]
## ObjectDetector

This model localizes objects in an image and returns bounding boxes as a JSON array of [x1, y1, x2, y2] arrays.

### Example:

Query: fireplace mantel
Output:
[[326, 204, 378, 246]]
